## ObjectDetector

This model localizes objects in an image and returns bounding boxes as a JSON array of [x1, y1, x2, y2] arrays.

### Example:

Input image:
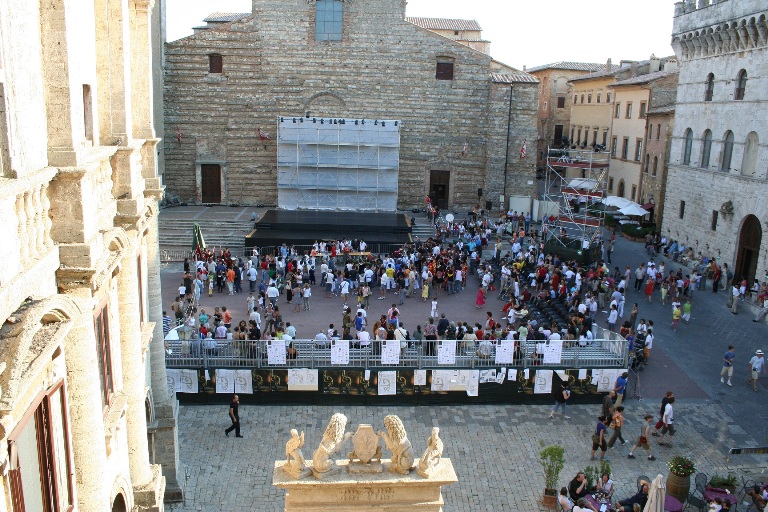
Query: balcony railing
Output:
[[165, 337, 628, 370]]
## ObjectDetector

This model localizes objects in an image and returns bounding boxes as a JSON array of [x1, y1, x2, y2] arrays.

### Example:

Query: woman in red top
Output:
[[644, 278, 655, 303]]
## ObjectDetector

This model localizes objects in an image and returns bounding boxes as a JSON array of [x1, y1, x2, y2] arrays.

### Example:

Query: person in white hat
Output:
[[747, 350, 766, 391]]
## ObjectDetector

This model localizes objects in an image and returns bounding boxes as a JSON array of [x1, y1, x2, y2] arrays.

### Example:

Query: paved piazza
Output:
[[163, 211, 768, 511]]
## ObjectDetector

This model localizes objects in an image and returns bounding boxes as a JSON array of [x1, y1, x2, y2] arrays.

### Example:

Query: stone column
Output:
[[146, 207, 184, 501], [64, 309, 110, 512], [116, 243, 154, 488], [129, 0, 157, 141]]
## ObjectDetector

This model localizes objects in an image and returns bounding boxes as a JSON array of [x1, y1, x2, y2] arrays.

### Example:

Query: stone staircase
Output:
[[159, 218, 254, 253]]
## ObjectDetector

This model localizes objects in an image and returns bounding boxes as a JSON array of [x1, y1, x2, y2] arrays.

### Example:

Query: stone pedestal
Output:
[[273, 458, 457, 512]]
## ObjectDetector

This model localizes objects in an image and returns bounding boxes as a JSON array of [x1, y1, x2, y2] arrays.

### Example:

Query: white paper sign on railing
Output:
[[378, 371, 396, 395], [381, 340, 400, 365], [495, 340, 515, 365], [414, 369, 427, 386], [267, 339, 286, 365], [437, 340, 456, 365], [331, 339, 349, 365], [166, 369, 200, 394], [543, 340, 563, 364], [288, 368, 319, 391], [216, 370, 235, 394], [534, 369, 553, 394], [466, 370, 480, 397]]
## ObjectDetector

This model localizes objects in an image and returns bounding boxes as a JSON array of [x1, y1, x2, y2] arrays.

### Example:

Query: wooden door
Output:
[[735, 215, 762, 284], [201, 165, 221, 204], [429, 170, 450, 209]]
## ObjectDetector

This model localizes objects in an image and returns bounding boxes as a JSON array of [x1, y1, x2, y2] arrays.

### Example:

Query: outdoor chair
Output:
[[694, 472, 709, 497], [684, 492, 706, 512]]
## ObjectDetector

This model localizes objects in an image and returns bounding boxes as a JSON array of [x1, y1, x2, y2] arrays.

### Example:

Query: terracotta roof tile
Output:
[[406, 17, 482, 31]]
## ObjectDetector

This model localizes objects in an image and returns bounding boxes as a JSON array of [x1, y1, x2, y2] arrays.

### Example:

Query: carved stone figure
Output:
[[311, 413, 351, 478], [347, 424, 383, 474], [283, 429, 311, 479], [377, 415, 414, 475], [417, 427, 444, 478]]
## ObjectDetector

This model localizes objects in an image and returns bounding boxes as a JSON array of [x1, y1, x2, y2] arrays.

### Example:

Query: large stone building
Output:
[[527, 62, 612, 168], [662, 0, 768, 283], [608, 64, 678, 206], [163, 0, 538, 212], [0, 0, 181, 510]]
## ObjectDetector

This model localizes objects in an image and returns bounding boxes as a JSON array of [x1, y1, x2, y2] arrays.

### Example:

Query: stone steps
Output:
[[159, 218, 253, 252]]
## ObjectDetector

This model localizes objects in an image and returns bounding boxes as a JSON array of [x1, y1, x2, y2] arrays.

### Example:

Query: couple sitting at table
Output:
[[561, 473, 615, 511], [613, 480, 649, 512]]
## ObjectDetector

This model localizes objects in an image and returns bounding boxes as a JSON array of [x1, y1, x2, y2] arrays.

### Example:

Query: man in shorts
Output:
[[720, 345, 735, 386], [627, 414, 656, 460], [747, 349, 766, 392]]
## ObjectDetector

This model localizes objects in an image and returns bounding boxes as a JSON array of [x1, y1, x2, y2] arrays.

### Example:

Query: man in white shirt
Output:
[[266, 284, 280, 309], [249, 309, 261, 329], [644, 329, 654, 363], [356, 329, 371, 348], [747, 349, 766, 391], [454, 268, 463, 293], [658, 397, 675, 446]]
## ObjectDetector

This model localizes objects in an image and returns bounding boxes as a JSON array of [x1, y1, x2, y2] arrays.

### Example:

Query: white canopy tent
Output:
[[618, 204, 650, 216], [600, 195, 634, 208]]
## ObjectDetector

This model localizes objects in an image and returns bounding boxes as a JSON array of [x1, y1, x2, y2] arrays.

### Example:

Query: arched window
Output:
[[735, 69, 747, 100], [742, 131, 759, 177], [701, 129, 712, 169], [721, 130, 734, 171], [653, 156, 659, 177], [683, 128, 693, 165], [618, 179, 625, 198], [644, 154, 650, 173], [704, 73, 714, 101]]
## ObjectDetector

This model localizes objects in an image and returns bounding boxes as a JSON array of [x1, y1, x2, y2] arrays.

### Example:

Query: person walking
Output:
[[747, 349, 766, 392], [606, 405, 626, 449], [613, 372, 628, 407], [643, 328, 654, 364], [224, 394, 243, 437], [550, 381, 571, 419], [590, 416, 609, 461], [720, 345, 735, 386], [731, 283, 740, 314], [644, 278, 655, 303], [651, 391, 674, 437], [657, 397, 675, 447], [627, 414, 656, 460]]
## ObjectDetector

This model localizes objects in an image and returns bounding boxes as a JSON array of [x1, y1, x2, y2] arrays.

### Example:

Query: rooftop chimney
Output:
[[523, 65, 527, 72], [605, 58, 612, 72]]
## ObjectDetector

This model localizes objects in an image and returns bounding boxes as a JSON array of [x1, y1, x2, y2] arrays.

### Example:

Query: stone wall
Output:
[[642, 111, 674, 226], [163, 0, 538, 209], [662, 0, 768, 280], [0, 0, 178, 509]]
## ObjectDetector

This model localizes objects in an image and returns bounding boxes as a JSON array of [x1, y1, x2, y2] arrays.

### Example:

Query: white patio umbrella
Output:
[[618, 203, 650, 216], [643, 474, 666, 512], [601, 195, 634, 209]]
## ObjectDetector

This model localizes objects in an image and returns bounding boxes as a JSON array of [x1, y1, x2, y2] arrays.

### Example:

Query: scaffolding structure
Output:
[[277, 116, 400, 211], [542, 146, 610, 251]]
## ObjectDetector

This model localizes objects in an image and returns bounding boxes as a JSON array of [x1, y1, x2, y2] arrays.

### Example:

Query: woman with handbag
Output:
[[590, 416, 609, 461]]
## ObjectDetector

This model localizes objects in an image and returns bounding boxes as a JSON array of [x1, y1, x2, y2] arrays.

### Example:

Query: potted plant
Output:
[[585, 460, 612, 492], [539, 443, 565, 507], [667, 455, 696, 502], [708, 475, 737, 493]]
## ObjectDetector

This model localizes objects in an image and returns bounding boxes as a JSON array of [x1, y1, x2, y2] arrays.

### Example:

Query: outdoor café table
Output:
[[703, 487, 737, 507], [664, 495, 684, 512], [585, 494, 683, 512], [585, 493, 613, 511]]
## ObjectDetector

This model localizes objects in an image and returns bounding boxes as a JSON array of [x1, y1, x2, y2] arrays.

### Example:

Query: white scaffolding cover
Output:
[[277, 117, 400, 211]]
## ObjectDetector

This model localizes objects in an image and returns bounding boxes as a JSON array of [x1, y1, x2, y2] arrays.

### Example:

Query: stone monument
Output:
[[274, 413, 458, 511]]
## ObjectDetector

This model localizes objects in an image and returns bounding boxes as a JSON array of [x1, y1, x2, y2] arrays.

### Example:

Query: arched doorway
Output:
[[735, 215, 762, 285], [112, 493, 127, 512], [617, 180, 625, 198]]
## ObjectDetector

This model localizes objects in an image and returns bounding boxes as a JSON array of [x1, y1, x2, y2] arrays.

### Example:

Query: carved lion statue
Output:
[[378, 415, 414, 475], [312, 413, 351, 473]]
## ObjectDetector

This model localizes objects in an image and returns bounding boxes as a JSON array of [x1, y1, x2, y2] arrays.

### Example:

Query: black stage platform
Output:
[[245, 209, 412, 248]]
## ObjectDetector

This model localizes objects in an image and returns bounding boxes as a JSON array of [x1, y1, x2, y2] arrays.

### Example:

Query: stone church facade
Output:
[[163, 0, 538, 212], [0, 0, 180, 510], [663, 0, 768, 284]]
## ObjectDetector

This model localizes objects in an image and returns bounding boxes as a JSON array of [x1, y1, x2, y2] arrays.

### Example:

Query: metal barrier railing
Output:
[[165, 338, 628, 370]]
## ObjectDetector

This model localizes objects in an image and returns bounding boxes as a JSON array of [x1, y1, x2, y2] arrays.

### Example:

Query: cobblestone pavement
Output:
[[161, 210, 768, 510], [168, 401, 765, 512]]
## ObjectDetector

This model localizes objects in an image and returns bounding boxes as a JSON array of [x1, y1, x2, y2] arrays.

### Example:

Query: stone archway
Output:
[[734, 214, 762, 285]]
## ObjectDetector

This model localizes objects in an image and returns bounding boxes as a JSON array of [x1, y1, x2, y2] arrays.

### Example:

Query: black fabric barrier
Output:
[[175, 368, 610, 406]]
